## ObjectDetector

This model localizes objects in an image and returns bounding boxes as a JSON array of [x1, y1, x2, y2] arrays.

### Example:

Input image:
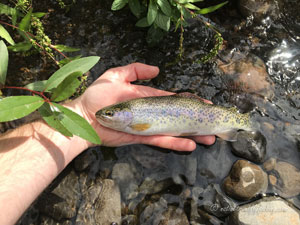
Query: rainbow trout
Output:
[[95, 93, 253, 141]]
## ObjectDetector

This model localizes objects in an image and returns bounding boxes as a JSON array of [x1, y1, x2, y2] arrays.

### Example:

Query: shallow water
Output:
[[10, 0, 300, 224]]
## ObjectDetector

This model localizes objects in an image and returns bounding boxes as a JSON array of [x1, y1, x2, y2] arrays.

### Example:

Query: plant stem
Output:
[[2, 86, 49, 102]]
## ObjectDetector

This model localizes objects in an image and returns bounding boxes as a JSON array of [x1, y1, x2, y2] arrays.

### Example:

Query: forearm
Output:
[[0, 120, 89, 225]]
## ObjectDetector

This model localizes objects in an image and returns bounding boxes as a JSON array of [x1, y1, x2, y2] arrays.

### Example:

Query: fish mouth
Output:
[[95, 114, 112, 128]]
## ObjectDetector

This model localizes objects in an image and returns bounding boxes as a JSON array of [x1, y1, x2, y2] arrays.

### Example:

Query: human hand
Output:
[[69, 63, 215, 151]]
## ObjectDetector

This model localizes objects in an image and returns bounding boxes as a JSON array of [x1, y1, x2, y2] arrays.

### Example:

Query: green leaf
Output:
[[38, 103, 73, 137], [52, 103, 101, 144], [136, 17, 150, 27], [24, 80, 48, 92], [45, 56, 100, 92], [53, 44, 80, 53], [188, 0, 203, 2], [111, 0, 128, 10], [157, 0, 172, 17], [7, 42, 32, 52], [184, 3, 200, 10], [18, 8, 32, 41], [0, 25, 15, 45], [147, 0, 158, 25], [32, 12, 46, 18], [197, 1, 228, 14], [0, 40, 8, 85], [0, 3, 16, 16], [58, 55, 82, 67], [154, 11, 170, 31], [0, 96, 44, 122], [146, 25, 165, 46], [19, 8, 32, 32], [51, 71, 82, 102], [176, 0, 189, 3], [128, 0, 141, 17]]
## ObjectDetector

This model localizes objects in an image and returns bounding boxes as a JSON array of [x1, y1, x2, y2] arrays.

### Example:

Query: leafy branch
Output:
[[111, 0, 227, 62], [0, 40, 101, 145], [0, 2, 80, 66]]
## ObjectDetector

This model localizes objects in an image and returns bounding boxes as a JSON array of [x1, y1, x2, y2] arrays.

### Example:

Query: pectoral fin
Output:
[[216, 130, 238, 142]]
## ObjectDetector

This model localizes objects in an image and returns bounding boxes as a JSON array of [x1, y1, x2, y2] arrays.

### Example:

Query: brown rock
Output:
[[223, 160, 268, 200]]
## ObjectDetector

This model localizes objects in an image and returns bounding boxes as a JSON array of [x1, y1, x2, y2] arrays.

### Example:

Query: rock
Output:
[[231, 131, 267, 163], [201, 184, 238, 217], [129, 144, 167, 169], [140, 198, 189, 225], [218, 53, 275, 99], [269, 161, 300, 198], [76, 177, 121, 225], [37, 169, 80, 220], [121, 215, 138, 225], [139, 177, 174, 195], [94, 179, 122, 225], [238, 0, 282, 22], [39, 215, 72, 225], [263, 158, 276, 171], [73, 147, 101, 172], [223, 160, 268, 200], [111, 162, 140, 200], [228, 196, 300, 225], [190, 200, 224, 225], [269, 174, 277, 185], [169, 150, 198, 185]]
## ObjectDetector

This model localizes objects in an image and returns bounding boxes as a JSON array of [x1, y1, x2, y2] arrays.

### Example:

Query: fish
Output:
[[95, 93, 254, 141]]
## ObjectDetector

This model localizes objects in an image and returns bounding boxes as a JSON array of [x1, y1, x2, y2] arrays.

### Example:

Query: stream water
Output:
[[5, 0, 299, 224]]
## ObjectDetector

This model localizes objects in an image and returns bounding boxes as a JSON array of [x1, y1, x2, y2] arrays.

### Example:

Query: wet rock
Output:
[[76, 176, 121, 225], [112, 162, 140, 200], [121, 215, 138, 225], [94, 179, 121, 225], [228, 196, 300, 225], [218, 53, 275, 99], [231, 131, 267, 163], [169, 150, 198, 185], [73, 147, 101, 172], [223, 160, 268, 200], [37, 169, 80, 220], [39, 215, 71, 225], [140, 198, 189, 225], [129, 144, 167, 169], [139, 177, 174, 195], [238, 0, 282, 22], [269, 160, 300, 198], [263, 158, 276, 171], [201, 184, 237, 217], [190, 200, 224, 225]]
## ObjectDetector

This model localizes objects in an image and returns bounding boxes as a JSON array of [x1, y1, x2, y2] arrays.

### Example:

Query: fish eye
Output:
[[104, 110, 114, 116]]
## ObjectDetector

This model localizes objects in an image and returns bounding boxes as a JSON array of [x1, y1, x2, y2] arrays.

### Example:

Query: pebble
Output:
[[201, 184, 237, 217], [223, 160, 268, 200], [231, 131, 267, 163], [228, 196, 300, 225], [112, 163, 140, 200], [268, 160, 300, 198]]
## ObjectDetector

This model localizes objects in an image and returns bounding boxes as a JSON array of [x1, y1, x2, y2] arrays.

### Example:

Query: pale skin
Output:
[[0, 63, 215, 225]]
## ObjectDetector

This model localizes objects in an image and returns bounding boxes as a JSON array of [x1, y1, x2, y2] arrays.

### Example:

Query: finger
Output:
[[131, 85, 174, 97], [139, 135, 197, 151], [191, 135, 216, 145], [102, 63, 159, 83]]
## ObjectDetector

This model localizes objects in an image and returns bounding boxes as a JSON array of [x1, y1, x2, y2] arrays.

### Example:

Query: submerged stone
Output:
[[268, 160, 300, 198], [223, 160, 268, 200], [231, 131, 267, 163], [228, 196, 300, 225]]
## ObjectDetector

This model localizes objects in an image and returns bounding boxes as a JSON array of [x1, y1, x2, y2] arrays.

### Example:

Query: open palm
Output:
[[71, 63, 215, 151]]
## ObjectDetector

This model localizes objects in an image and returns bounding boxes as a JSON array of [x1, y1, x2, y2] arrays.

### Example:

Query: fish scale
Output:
[[95, 94, 253, 141]]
